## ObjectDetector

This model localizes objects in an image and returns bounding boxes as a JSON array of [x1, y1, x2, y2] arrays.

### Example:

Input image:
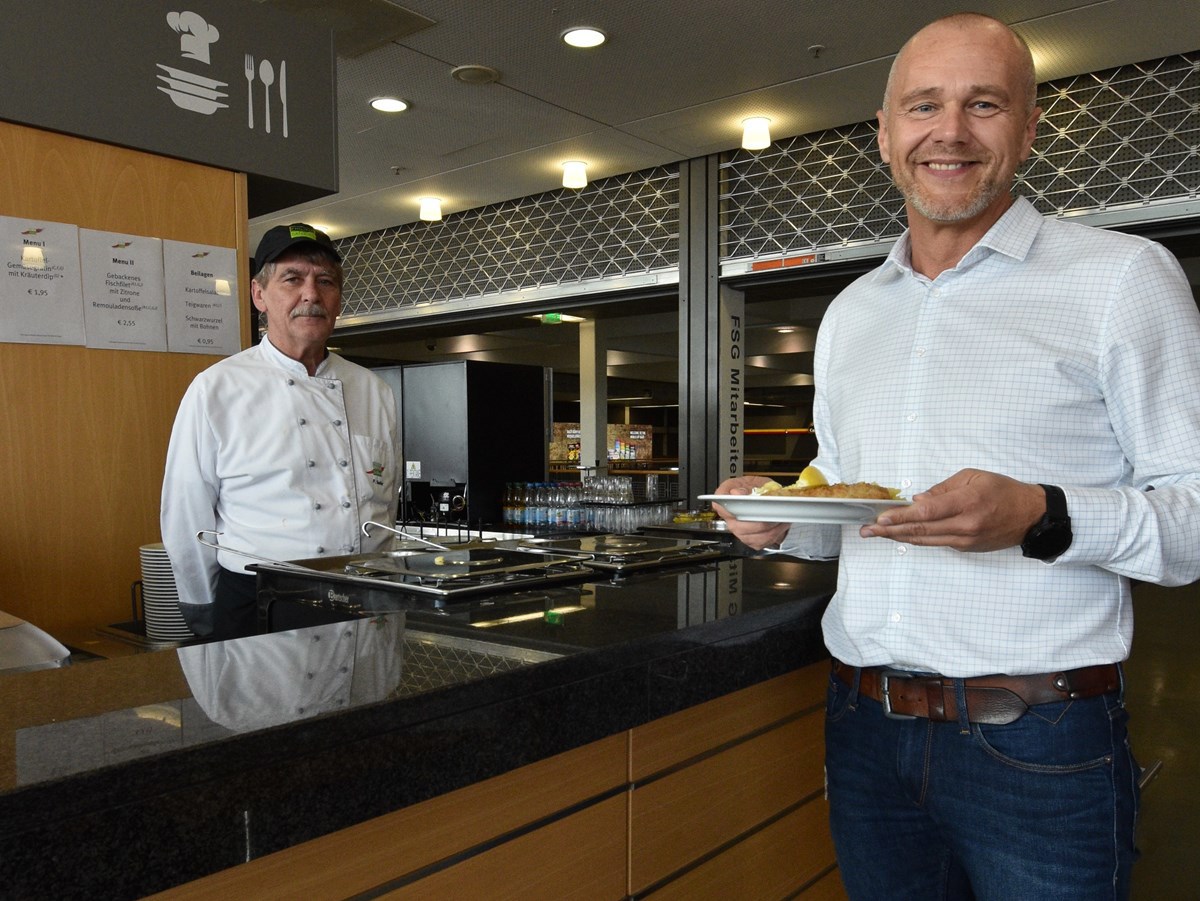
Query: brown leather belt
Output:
[[832, 659, 1120, 725]]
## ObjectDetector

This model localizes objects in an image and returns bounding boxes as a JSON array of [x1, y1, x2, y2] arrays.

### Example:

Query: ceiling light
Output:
[[418, 197, 442, 221], [561, 27, 606, 48], [370, 97, 409, 113], [775, 326, 796, 334], [741, 116, 772, 151], [562, 160, 588, 189]]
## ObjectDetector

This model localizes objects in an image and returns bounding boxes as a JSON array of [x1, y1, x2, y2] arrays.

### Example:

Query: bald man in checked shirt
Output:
[[714, 13, 1200, 900]]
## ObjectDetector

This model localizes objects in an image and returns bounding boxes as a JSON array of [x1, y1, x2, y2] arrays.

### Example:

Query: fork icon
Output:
[[244, 54, 255, 129]]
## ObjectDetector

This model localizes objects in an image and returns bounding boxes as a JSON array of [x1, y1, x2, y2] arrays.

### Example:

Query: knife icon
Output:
[[280, 60, 288, 138]]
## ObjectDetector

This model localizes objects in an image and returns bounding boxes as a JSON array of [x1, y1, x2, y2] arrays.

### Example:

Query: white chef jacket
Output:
[[780, 197, 1200, 676], [161, 337, 399, 620]]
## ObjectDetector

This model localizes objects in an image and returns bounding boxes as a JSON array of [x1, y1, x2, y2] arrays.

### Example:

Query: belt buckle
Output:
[[879, 669, 917, 720]]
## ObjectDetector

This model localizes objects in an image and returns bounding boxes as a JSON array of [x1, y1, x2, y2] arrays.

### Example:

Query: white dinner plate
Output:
[[698, 494, 910, 524]]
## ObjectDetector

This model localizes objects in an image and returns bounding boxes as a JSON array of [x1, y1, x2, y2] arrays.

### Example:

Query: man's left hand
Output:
[[860, 468, 1046, 552]]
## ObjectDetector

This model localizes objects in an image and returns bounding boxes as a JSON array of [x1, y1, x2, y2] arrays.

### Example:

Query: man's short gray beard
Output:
[[904, 179, 1004, 223]]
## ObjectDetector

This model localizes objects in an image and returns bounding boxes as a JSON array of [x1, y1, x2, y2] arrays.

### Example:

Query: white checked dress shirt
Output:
[[781, 197, 1200, 676]]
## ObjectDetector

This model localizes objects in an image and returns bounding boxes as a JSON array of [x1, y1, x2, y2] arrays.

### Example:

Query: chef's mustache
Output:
[[290, 304, 329, 320]]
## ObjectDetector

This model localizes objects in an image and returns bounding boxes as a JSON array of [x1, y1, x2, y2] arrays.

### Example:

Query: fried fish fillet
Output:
[[759, 480, 897, 499]]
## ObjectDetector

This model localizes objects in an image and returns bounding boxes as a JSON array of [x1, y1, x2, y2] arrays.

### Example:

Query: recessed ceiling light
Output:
[[775, 326, 796, 334], [370, 97, 409, 113], [561, 26, 606, 48]]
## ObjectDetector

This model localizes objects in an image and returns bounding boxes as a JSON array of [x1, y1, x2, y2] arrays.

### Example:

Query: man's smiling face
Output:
[[877, 17, 1041, 229]]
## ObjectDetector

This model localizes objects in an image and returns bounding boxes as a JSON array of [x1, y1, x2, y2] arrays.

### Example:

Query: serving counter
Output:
[[0, 552, 841, 899]]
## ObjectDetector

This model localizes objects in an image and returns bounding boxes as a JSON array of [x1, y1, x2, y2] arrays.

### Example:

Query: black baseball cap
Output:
[[251, 223, 341, 276]]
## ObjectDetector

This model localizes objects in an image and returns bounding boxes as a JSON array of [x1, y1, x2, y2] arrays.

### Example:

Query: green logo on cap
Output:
[[288, 226, 318, 240]]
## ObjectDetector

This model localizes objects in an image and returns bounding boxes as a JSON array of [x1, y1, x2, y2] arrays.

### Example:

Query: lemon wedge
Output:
[[792, 465, 827, 488]]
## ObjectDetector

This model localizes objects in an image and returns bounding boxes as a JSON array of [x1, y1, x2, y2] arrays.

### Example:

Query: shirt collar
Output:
[[882, 196, 1043, 278], [259, 335, 335, 377]]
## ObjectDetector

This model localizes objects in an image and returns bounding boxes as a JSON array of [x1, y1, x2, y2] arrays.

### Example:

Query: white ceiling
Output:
[[250, 0, 1200, 246]]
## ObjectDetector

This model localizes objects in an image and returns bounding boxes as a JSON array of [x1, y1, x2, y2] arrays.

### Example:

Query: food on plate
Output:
[[772, 481, 898, 499], [754, 469, 900, 500], [753, 465, 827, 496]]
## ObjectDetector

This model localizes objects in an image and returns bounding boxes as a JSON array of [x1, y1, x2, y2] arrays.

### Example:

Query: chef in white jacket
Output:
[[161, 224, 399, 639]]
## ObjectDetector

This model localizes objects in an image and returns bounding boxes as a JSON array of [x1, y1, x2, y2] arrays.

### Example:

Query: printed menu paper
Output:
[[163, 240, 240, 355], [79, 229, 167, 351], [0, 215, 85, 345]]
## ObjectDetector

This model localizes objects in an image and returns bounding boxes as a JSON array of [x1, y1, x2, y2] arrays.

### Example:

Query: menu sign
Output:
[[163, 240, 240, 355], [0, 215, 85, 345], [80, 229, 167, 351]]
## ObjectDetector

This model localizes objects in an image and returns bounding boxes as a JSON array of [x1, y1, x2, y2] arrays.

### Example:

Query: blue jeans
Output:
[[824, 668, 1140, 900]]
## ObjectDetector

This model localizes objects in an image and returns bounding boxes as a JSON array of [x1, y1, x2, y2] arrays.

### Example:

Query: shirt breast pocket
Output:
[[351, 435, 394, 504]]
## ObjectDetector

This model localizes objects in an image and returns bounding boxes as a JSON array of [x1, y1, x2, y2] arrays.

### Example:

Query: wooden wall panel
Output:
[[0, 120, 248, 636]]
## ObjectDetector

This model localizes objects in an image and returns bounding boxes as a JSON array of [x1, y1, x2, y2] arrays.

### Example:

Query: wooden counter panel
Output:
[[643, 797, 839, 900], [630, 661, 827, 781], [150, 732, 627, 900], [799, 868, 851, 900], [630, 710, 825, 892], [381, 793, 627, 900]]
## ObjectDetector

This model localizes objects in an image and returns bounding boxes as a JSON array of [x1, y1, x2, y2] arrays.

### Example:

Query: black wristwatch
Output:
[[1021, 484, 1072, 561]]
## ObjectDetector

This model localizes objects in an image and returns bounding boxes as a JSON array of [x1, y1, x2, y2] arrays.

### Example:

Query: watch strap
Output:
[[1039, 484, 1067, 521]]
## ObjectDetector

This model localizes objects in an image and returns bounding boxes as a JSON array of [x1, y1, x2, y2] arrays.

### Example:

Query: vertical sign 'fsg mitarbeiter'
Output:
[[0, 0, 337, 218]]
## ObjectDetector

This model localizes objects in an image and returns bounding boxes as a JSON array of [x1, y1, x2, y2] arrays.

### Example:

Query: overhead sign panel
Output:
[[0, 0, 337, 217]]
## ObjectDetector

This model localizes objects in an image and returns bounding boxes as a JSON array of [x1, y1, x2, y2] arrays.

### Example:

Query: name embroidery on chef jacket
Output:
[[365, 461, 385, 487]]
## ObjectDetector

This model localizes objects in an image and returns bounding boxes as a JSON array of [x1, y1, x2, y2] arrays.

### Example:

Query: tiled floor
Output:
[[1125, 579, 1200, 899]]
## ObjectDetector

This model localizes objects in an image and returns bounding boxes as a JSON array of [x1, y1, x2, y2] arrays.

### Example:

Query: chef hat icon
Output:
[[167, 10, 220, 65]]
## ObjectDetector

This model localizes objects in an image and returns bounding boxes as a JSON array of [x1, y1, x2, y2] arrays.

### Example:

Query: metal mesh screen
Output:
[[338, 166, 679, 319], [1025, 55, 1200, 213], [719, 53, 1200, 264]]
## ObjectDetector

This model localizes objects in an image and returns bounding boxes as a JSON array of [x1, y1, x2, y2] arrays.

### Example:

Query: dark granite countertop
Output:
[[0, 554, 836, 899]]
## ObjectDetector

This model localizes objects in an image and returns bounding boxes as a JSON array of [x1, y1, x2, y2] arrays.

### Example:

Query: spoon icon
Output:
[[259, 59, 275, 133]]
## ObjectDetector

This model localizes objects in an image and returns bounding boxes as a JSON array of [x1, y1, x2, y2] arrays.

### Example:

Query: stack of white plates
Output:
[[140, 543, 193, 642]]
